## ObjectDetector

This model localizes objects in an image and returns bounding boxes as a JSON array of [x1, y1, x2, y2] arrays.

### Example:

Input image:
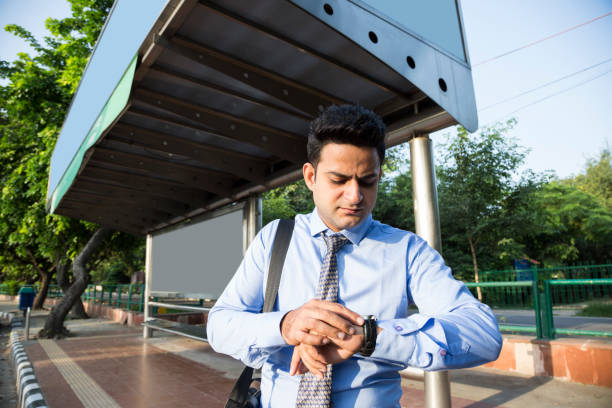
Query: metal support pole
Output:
[[143, 234, 153, 338], [245, 195, 262, 249], [409, 135, 451, 408], [25, 307, 31, 341]]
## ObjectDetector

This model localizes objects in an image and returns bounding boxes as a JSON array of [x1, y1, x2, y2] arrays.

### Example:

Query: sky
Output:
[[0, 0, 611, 180]]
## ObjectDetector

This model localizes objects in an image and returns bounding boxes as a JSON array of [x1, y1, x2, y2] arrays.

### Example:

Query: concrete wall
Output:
[[484, 335, 612, 387]]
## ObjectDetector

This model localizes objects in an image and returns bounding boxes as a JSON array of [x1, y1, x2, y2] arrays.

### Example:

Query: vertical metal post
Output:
[[544, 281, 555, 339], [245, 195, 262, 249], [409, 135, 451, 408], [144, 234, 153, 338], [127, 284, 133, 311], [532, 269, 542, 339], [25, 307, 31, 341]]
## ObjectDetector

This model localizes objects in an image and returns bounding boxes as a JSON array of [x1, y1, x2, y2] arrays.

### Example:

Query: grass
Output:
[[576, 301, 612, 318]]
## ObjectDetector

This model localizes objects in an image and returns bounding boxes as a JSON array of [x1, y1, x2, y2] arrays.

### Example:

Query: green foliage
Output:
[[2, 279, 24, 296], [568, 148, 612, 210], [531, 181, 612, 264], [0, 0, 141, 288], [436, 119, 537, 278], [262, 180, 314, 226], [577, 300, 612, 317]]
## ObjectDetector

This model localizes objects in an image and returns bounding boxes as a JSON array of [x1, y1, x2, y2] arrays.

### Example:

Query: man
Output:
[[207, 105, 502, 407]]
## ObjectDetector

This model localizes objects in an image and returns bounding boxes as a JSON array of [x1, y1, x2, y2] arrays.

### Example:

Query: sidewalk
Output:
[[1, 300, 611, 408]]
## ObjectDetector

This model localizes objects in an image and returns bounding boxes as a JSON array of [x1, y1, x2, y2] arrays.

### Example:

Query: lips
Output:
[[340, 207, 362, 215]]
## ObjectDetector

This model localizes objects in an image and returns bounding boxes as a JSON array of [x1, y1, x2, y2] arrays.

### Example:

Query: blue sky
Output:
[[1, 0, 611, 179]]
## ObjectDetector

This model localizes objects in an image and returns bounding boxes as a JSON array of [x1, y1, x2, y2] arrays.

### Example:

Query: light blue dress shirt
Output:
[[207, 209, 502, 408]]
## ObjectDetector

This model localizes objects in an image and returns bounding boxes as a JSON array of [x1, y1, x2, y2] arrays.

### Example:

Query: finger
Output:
[[305, 317, 354, 341], [299, 346, 327, 374], [309, 308, 358, 336], [290, 348, 301, 376], [314, 300, 365, 326], [303, 344, 328, 366], [295, 330, 331, 346]]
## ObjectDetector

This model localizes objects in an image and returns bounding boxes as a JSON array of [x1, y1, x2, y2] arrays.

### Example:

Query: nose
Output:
[[344, 179, 363, 204]]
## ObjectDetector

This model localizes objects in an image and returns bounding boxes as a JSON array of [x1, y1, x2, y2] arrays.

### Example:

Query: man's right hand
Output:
[[280, 299, 364, 346]]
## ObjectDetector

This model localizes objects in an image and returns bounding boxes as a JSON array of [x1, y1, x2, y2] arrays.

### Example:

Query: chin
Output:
[[336, 215, 364, 230]]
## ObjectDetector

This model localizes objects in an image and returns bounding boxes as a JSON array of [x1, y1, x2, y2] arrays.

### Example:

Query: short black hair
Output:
[[307, 104, 386, 167]]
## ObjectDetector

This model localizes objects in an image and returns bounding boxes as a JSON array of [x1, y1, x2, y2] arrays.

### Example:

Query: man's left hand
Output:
[[289, 326, 363, 378]]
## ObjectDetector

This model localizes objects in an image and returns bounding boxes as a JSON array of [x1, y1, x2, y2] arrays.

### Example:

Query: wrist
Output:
[[279, 310, 293, 344]]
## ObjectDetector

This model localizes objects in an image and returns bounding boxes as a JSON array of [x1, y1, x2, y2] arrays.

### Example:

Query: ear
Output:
[[303, 162, 316, 192]]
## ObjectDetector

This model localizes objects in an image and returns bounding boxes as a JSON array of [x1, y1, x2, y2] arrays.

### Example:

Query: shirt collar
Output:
[[309, 208, 372, 246]]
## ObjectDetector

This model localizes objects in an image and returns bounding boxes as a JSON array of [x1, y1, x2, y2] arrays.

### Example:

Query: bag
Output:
[[224, 219, 295, 408]]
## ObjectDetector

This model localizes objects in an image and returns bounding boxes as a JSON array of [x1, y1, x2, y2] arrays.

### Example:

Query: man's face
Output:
[[303, 143, 382, 232]]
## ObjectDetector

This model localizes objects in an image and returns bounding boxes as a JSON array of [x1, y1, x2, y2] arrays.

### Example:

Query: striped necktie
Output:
[[295, 233, 350, 408]]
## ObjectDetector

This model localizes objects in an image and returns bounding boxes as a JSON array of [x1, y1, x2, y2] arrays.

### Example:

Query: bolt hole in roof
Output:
[[438, 78, 448, 92], [323, 3, 333, 15], [368, 31, 378, 43], [406, 56, 416, 69]]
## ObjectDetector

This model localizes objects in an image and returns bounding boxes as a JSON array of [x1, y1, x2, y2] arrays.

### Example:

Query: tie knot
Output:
[[323, 233, 350, 254]]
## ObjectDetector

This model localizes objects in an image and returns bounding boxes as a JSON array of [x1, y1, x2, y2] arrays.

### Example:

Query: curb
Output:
[[1, 311, 48, 408]]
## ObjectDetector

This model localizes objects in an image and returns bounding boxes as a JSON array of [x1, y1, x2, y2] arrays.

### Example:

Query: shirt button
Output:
[[440, 350, 447, 356], [394, 325, 403, 332]]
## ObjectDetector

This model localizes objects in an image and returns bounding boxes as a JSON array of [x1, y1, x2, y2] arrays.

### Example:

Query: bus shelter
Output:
[[47, 1, 479, 407]]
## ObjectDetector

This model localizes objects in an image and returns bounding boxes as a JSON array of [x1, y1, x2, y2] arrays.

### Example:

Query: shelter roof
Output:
[[47, 0, 477, 236]]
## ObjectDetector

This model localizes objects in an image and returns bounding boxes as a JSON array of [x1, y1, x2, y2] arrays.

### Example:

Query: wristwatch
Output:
[[359, 315, 377, 357]]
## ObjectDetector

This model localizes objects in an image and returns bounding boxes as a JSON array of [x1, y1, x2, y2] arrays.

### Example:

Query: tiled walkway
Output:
[[26, 331, 235, 408], [24, 327, 497, 408], [4, 301, 611, 408]]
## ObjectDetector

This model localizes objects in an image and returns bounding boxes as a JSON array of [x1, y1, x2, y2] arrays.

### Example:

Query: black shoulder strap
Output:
[[224, 218, 294, 408], [263, 218, 294, 313]]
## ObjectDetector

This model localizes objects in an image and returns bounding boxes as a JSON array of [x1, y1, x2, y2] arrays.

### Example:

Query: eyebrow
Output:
[[326, 171, 379, 180]]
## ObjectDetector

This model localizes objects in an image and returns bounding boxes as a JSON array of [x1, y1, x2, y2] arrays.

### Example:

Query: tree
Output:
[[39, 227, 111, 338], [0, 0, 147, 337], [530, 181, 612, 264], [569, 148, 612, 210], [436, 120, 531, 296]]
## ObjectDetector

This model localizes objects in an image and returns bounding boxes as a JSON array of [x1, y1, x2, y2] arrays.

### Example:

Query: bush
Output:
[[4, 280, 23, 296], [577, 301, 612, 317]]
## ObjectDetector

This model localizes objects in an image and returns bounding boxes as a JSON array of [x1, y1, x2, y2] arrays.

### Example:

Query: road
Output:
[[494, 309, 612, 333]]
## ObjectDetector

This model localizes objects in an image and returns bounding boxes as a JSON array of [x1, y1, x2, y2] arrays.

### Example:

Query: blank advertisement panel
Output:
[[150, 207, 243, 299]]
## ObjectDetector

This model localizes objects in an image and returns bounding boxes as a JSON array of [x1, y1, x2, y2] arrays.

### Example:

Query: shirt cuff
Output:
[[371, 320, 417, 364], [255, 311, 288, 348]]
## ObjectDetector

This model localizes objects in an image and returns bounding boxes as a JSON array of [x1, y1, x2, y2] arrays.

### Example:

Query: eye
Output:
[[359, 178, 377, 187], [330, 179, 345, 185]]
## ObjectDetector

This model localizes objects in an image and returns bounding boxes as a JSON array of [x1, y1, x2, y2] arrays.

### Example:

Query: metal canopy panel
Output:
[[48, 0, 477, 236]]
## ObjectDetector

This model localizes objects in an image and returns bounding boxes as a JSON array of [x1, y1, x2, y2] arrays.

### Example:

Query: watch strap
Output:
[[360, 315, 377, 357]]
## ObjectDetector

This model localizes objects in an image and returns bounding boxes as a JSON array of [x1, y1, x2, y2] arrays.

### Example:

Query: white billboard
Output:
[[150, 206, 244, 299]]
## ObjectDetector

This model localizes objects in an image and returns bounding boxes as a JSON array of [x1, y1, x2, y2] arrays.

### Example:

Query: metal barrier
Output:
[[83, 284, 145, 312], [465, 280, 542, 339], [481, 263, 612, 283], [543, 279, 612, 339], [467, 277, 612, 339]]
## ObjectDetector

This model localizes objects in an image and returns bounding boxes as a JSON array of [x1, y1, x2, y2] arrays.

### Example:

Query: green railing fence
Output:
[[467, 278, 612, 339], [542, 279, 612, 339], [474, 263, 612, 307], [465, 280, 542, 338], [82, 284, 145, 312], [43, 283, 145, 312]]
